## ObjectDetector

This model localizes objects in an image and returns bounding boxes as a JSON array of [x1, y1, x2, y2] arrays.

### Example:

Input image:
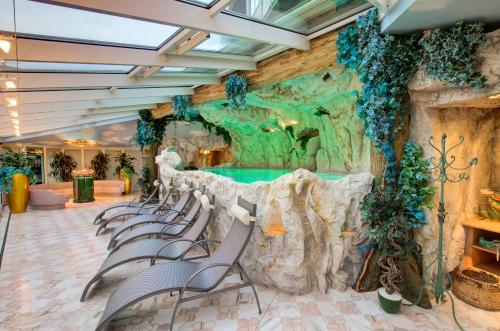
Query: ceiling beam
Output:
[[1, 72, 219, 89], [158, 29, 198, 54], [176, 32, 210, 55], [208, 0, 236, 17], [4, 38, 256, 71], [0, 97, 168, 113], [0, 87, 193, 104], [0, 115, 139, 142], [40, 0, 310, 50]]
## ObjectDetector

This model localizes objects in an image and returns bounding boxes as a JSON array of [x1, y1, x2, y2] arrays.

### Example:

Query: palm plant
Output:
[[89, 151, 110, 180], [49, 152, 77, 182], [114, 152, 136, 179]]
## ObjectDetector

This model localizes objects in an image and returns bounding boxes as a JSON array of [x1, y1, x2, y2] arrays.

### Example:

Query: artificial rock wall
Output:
[[197, 68, 370, 173], [409, 29, 500, 272]]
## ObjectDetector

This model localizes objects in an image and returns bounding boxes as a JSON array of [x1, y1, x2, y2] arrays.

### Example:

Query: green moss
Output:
[[197, 68, 369, 172]]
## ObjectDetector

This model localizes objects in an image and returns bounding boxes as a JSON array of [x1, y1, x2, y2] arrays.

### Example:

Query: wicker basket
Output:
[[452, 268, 500, 311]]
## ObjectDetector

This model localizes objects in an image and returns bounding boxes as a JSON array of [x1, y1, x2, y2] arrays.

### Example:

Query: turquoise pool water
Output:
[[205, 168, 344, 184]]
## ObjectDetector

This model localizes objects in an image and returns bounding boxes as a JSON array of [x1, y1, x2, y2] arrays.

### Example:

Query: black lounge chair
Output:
[[81, 192, 216, 302], [94, 182, 193, 236], [92, 180, 166, 225], [95, 196, 261, 331], [107, 189, 202, 250]]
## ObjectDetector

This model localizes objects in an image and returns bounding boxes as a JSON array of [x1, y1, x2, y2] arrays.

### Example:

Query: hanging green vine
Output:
[[398, 141, 436, 229], [225, 74, 248, 108], [133, 109, 170, 150], [420, 21, 486, 90], [172, 95, 197, 121]]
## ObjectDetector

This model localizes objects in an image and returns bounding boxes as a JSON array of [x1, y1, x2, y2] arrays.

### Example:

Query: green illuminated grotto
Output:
[[197, 68, 370, 173]]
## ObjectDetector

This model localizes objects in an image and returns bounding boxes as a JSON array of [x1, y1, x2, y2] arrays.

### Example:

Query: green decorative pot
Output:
[[73, 175, 95, 203], [378, 287, 402, 314]]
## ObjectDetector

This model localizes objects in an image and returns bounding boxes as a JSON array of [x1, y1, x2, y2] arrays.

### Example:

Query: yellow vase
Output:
[[7, 173, 30, 213], [119, 169, 132, 194]]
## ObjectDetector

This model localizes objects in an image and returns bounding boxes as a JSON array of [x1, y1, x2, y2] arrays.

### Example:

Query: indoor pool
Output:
[[205, 168, 344, 184]]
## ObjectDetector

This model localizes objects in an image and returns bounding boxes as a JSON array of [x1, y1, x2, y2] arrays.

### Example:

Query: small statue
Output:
[[479, 189, 500, 221]]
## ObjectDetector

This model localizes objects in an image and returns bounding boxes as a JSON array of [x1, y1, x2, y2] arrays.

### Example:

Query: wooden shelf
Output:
[[462, 218, 500, 233], [472, 244, 498, 255]]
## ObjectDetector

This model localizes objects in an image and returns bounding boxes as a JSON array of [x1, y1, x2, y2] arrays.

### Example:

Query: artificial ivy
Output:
[[172, 95, 196, 121], [337, 9, 422, 188], [133, 109, 170, 150], [420, 21, 486, 90], [398, 141, 435, 229], [225, 74, 248, 108]]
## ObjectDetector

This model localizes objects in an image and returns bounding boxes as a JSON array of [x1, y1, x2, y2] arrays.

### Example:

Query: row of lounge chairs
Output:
[[84, 180, 261, 331]]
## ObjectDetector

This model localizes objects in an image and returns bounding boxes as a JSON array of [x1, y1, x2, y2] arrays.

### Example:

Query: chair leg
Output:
[[237, 262, 262, 314], [170, 294, 182, 331]]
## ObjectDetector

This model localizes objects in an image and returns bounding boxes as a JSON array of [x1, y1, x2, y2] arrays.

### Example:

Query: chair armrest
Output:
[[151, 239, 197, 265], [182, 263, 233, 292], [158, 221, 192, 236], [179, 240, 221, 259]]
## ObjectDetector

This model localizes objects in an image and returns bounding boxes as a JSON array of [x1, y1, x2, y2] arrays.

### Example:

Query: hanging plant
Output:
[[225, 74, 248, 108], [133, 109, 170, 150], [420, 21, 486, 90], [49, 152, 77, 182], [172, 95, 196, 121], [89, 150, 110, 180]]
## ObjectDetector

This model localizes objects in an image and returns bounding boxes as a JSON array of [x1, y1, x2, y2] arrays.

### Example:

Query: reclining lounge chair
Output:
[[106, 188, 204, 250], [94, 182, 192, 236], [92, 179, 165, 225], [81, 192, 215, 302], [95, 196, 261, 331]]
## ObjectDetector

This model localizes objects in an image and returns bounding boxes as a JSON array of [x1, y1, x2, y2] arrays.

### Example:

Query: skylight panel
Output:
[[0, 61, 133, 73], [194, 34, 270, 56], [0, 0, 180, 48]]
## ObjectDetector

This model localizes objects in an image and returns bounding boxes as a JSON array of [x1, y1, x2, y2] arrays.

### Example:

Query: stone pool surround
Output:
[[158, 157, 373, 294]]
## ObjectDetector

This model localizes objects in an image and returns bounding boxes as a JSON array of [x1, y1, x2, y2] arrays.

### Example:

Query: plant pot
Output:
[[378, 287, 402, 314], [7, 173, 30, 213], [119, 169, 132, 194]]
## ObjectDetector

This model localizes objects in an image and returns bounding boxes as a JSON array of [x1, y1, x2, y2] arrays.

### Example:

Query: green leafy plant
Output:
[[225, 74, 248, 108], [0, 147, 37, 190], [49, 151, 77, 182], [398, 141, 436, 229], [133, 109, 170, 150], [420, 21, 486, 90], [137, 164, 152, 195], [89, 151, 110, 180], [172, 95, 196, 121], [114, 152, 136, 178]]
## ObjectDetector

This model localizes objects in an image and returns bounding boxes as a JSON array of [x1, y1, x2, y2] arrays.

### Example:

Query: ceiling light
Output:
[[488, 94, 500, 100], [0, 39, 11, 53], [5, 80, 16, 89], [5, 97, 17, 107], [15, 132, 20, 137], [10, 111, 18, 117], [12, 118, 19, 125]]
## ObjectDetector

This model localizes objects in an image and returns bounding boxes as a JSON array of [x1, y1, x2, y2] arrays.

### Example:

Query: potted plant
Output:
[[89, 151, 110, 180], [0, 147, 36, 213], [49, 152, 77, 182], [115, 152, 136, 194]]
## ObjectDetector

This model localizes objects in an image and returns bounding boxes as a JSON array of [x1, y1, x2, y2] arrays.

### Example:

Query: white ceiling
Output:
[[0, 0, 371, 141]]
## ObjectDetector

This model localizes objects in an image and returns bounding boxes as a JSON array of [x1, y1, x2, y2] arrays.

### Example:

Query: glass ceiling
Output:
[[194, 33, 272, 56], [0, 61, 133, 73], [159, 67, 218, 74], [0, 0, 180, 48], [224, 0, 369, 34]]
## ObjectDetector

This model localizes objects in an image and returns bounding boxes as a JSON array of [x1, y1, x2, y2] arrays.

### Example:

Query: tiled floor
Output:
[[0, 197, 499, 331]]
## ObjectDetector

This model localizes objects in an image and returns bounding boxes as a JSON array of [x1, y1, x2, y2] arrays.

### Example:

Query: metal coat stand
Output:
[[405, 133, 477, 331]]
